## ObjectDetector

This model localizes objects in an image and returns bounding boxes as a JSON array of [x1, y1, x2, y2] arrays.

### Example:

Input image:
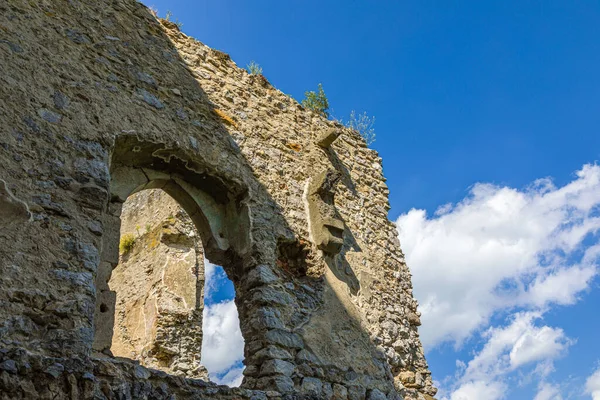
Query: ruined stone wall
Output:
[[0, 0, 435, 399], [97, 189, 207, 379]]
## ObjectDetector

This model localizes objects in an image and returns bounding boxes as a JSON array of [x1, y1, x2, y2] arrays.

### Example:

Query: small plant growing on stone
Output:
[[302, 83, 329, 118], [247, 61, 263, 75], [119, 233, 136, 254], [164, 10, 183, 29], [145, 223, 152, 234], [148, 6, 158, 17], [347, 110, 376, 145]]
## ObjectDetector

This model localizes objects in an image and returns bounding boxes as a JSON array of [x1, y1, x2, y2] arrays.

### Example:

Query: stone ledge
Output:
[[0, 347, 419, 400], [0, 347, 296, 400]]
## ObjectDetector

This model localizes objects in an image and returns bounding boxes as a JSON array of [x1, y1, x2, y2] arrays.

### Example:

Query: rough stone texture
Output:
[[0, 0, 436, 399], [306, 168, 345, 254], [94, 189, 207, 379], [0, 348, 306, 400]]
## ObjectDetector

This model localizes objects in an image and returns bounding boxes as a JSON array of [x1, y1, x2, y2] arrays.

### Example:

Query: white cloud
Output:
[[439, 309, 571, 399], [534, 383, 563, 400], [508, 323, 571, 369], [216, 366, 245, 387], [522, 265, 596, 307], [201, 300, 245, 379], [586, 366, 600, 400], [203, 259, 218, 298], [398, 164, 600, 399], [447, 380, 506, 400], [462, 312, 570, 380], [396, 164, 600, 348]]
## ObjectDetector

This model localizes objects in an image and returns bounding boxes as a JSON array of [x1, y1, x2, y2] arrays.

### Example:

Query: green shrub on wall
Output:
[[302, 83, 329, 118]]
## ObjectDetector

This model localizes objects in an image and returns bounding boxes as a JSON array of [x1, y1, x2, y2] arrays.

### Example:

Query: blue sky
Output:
[[143, 1, 600, 398]]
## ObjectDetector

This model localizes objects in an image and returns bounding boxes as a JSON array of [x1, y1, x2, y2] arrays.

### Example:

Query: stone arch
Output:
[[107, 135, 252, 271], [93, 135, 254, 379]]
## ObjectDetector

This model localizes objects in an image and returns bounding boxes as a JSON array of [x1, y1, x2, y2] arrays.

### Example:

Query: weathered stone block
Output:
[[100, 214, 121, 266], [301, 377, 323, 397], [323, 382, 334, 399], [317, 129, 342, 148], [367, 388, 387, 400], [251, 346, 293, 363], [245, 265, 279, 288], [250, 307, 285, 330], [296, 349, 321, 365], [306, 169, 345, 254], [260, 359, 295, 377], [110, 167, 148, 203], [256, 374, 294, 393], [348, 385, 367, 400], [0, 180, 31, 227], [264, 330, 304, 349]]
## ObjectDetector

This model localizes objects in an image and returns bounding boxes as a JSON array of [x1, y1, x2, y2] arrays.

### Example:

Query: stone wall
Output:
[[95, 189, 207, 379], [0, 348, 295, 400], [0, 0, 436, 398]]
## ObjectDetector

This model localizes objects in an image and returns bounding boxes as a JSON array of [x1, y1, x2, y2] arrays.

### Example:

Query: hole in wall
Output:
[[201, 259, 245, 386], [94, 188, 245, 383]]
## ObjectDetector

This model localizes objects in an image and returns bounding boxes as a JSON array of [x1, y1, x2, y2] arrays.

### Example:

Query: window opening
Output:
[[201, 260, 245, 386], [94, 188, 245, 384]]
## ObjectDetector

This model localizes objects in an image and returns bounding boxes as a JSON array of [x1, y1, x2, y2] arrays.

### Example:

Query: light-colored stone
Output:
[[106, 190, 207, 379]]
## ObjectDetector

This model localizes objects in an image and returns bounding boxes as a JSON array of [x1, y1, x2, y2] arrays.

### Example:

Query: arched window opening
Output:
[[93, 188, 244, 383]]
